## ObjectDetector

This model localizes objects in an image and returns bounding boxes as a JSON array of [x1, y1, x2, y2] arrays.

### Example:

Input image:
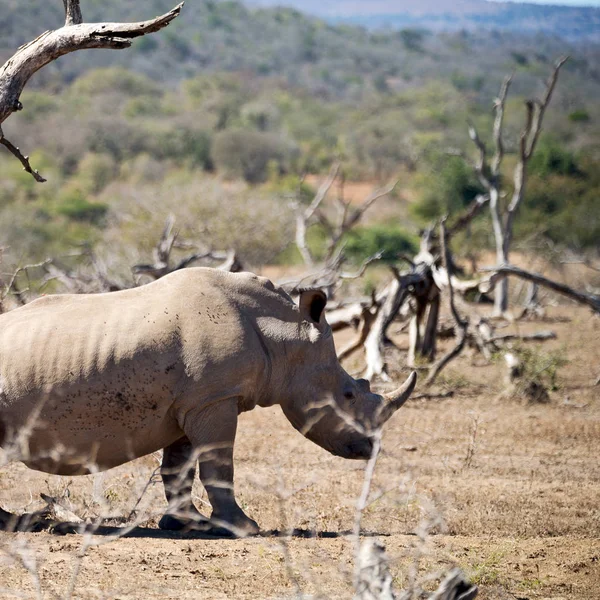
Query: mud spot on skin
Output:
[[164, 363, 177, 381]]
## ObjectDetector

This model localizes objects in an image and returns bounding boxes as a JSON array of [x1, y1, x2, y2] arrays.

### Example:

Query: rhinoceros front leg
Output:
[[158, 436, 212, 533], [185, 398, 259, 537]]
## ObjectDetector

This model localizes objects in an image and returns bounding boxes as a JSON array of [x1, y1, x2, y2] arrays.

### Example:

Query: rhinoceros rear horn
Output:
[[299, 289, 327, 324], [377, 371, 418, 426]]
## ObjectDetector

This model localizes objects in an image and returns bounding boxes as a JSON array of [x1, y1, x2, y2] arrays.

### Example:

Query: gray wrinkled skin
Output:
[[0, 268, 414, 535]]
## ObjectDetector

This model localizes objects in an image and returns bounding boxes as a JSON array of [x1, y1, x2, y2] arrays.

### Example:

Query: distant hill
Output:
[[248, 0, 600, 41], [1, 0, 598, 92]]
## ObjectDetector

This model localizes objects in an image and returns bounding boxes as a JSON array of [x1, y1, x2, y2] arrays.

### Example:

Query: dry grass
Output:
[[1, 303, 599, 599]]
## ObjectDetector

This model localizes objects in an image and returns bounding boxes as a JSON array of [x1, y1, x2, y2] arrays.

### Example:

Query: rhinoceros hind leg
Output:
[[159, 436, 212, 533]]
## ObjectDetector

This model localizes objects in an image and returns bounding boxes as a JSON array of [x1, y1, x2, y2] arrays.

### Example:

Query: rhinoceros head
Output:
[[276, 290, 417, 460]]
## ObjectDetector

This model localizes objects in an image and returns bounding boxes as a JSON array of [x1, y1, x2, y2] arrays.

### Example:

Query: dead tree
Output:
[[289, 165, 398, 296], [0, 217, 241, 309], [132, 216, 243, 281], [360, 190, 495, 381], [464, 57, 568, 317], [0, 0, 184, 181], [363, 264, 435, 381]]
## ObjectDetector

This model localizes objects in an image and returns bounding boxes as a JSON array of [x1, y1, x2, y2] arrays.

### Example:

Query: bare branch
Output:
[[447, 194, 490, 237], [491, 330, 557, 343], [337, 304, 380, 361], [63, 0, 83, 26], [560, 258, 600, 273], [340, 252, 383, 281], [480, 264, 600, 314], [425, 220, 469, 387], [506, 57, 568, 225], [2, 259, 52, 305], [0, 128, 46, 182], [295, 162, 340, 266], [353, 432, 383, 587], [132, 217, 243, 281], [491, 74, 513, 177], [467, 122, 491, 191], [346, 179, 399, 230], [322, 178, 398, 266], [524, 56, 569, 160], [0, 2, 184, 180]]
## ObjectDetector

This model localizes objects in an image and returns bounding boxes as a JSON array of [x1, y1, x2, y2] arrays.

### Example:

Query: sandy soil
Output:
[[1, 302, 599, 599]]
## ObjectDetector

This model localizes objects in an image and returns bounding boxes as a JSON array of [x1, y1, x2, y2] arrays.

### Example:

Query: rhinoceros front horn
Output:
[[376, 371, 418, 427]]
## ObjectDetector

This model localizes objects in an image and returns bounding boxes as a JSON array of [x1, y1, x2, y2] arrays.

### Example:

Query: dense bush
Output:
[[529, 138, 580, 178], [55, 190, 109, 225], [211, 130, 296, 183], [344, 225, 418, 264], [411, 155, 484, 223], [519, 154, 600, 249]]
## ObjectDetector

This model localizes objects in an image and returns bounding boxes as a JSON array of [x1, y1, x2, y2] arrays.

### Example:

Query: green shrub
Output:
[[501, 345, 568, 402], [212, 130, 296, 183], [511, 52, 529, 66], [398, 29, 425, 52], [152, 126, 213, 170], [71, 67, 160, 97], [568, 109, 591, 123], [75, 153, 118, 194], [17, 91, 58, 122], [529, 138, 579, 178], [56, 190, 108, 225], [344, 224, 417, 264], [412, 155, 484, 222]]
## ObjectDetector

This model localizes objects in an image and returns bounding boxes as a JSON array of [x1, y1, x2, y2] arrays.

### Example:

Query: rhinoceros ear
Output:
[[299, 289, 327, 325]]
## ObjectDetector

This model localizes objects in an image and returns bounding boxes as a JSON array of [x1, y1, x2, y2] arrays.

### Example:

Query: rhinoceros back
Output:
[[0, 268, 292, 474]]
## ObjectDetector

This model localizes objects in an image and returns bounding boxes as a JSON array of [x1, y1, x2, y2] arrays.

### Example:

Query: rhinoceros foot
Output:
[[210, 509, 260, 538], [159, 513, 210, 531]]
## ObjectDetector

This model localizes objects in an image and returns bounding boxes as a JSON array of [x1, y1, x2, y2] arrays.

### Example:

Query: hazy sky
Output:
[[491, 0, 600, 4]]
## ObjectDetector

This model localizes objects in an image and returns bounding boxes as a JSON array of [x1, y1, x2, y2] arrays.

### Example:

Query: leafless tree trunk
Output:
[[0, 0, 184, 181], [466, 58, 567, 317]]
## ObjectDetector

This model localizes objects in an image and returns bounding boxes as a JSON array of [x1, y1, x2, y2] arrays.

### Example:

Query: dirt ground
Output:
[[1, 300, 599, 599]]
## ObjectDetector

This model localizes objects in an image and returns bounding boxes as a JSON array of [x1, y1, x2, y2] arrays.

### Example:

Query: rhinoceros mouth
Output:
[[340, 438, 374, 460]]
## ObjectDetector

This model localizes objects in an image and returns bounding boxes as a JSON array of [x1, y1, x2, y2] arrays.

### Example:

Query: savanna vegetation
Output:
[[0, 0, 599, 282], [0, 2, 599, 599]]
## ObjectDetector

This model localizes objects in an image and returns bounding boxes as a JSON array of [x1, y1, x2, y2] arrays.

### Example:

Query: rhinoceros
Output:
[[0, 268, 416, 535]]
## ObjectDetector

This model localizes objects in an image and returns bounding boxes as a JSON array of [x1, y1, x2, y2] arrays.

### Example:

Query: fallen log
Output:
[[491, 330, 557, 343]]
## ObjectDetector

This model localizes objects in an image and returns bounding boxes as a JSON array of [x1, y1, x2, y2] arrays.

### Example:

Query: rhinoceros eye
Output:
[[343, 390, 355, 400]]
